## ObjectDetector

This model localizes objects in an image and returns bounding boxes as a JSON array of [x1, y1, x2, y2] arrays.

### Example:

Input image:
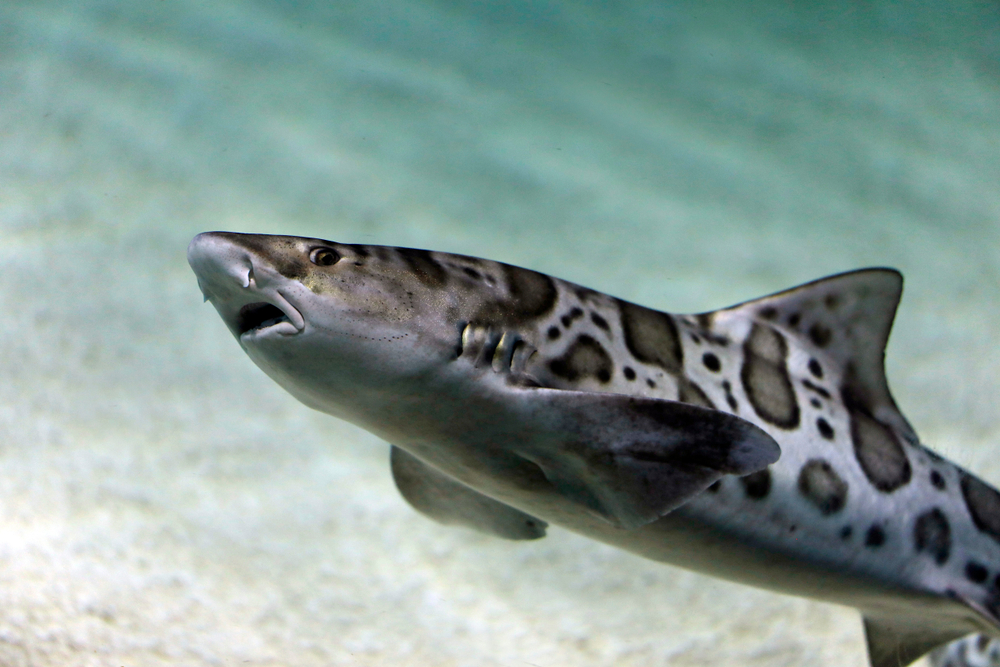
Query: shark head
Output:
[[187, 231, 566, 421], [187, 232, 472, 417]]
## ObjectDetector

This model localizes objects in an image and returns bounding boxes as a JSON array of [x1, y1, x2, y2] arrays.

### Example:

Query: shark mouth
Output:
[[237, 302, 289, 334], [234, 293, 303, 337]]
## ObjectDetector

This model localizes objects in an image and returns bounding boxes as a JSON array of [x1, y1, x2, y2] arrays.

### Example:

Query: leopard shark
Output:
[[187, 231, 1000, 667]]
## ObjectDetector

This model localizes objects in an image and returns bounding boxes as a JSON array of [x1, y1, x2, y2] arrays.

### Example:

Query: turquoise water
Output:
[[1, 1, 998, 665]]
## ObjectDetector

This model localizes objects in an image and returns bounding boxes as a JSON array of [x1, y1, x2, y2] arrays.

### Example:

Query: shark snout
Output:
[[188, 232, 305, 339], [187, 232, 255, 295]]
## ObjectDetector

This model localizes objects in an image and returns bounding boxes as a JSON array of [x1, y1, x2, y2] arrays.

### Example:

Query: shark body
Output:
[[188, 232, 1000, 667]]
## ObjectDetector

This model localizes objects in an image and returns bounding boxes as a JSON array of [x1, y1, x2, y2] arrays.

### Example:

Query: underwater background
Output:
[[2, 0, 998, 665]]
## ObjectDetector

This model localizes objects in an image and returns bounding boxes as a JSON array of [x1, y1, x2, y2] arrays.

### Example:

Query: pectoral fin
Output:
[[513, 388, 781, 530], [390, 446, 547, 540]]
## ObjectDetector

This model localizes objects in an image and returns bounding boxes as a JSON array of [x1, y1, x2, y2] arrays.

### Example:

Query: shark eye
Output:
[[310, 247, 340, 266]]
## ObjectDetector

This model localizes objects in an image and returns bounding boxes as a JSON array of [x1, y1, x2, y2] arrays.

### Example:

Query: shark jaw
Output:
[[234, 297, 301, 340]]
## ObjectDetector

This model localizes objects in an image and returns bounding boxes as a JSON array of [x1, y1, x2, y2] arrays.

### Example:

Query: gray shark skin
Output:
[[188, 232, 1000, 667]]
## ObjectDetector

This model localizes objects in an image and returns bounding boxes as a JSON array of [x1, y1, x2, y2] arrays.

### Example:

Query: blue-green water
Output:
[[1, 1, 998, 665]]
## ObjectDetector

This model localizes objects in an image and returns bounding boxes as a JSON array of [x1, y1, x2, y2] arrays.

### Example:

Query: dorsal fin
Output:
[[710, 268, 916, 443]]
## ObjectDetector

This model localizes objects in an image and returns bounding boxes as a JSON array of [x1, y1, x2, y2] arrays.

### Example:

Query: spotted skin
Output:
[[931, 634, 1000, 667], [188, 233, 1000, 667], [798, 458, 848, 515]]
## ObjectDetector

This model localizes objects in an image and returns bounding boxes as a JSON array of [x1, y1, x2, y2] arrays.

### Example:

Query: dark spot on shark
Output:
[[590, 312, 610, 331], [808, 322, 832, 348], [808, 358, 823, 379], [844, 387, 911, 493], [966, 561, 989, 584], [759, 306, 778, 320], [816, 417, 834, 440], [463, 267, 482, 280], [722, 380, 738, 411], [930, 470, 946, 491], [623, 366, 636, 381], [741, 469, 771, 500], [689, 315, 729, 346], [798, 459, 847, 515], [702, 352, 721, 372], [689, 333, 701, 344], [646, 379, 656, 388], [547, 326, 560, 340], [840, 525, 853, 540], [960, 472, 1000, 546], [740, 323, 800, 429], [548, 335, 613, 385], [397, 248, 448, 287], [810, 398, 821, 409], [618, 299, 683, 376], [560, 307, 584, 329], [914, 508, 951, 565], [788, 312, 801, 328], [866, 525, 886, 548], [476, 264, 557, 326], [824, 293, 840, 310], [678, 379, 715, 409], [506, 265, 558, 319], [801, 379, 831, 399]]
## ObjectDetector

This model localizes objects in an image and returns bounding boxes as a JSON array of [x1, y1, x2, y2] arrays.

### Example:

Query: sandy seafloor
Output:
[[1, 1, 999, 665]]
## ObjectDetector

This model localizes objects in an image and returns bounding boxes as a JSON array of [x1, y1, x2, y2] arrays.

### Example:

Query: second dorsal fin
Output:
[[709, 268, 916, 444]]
